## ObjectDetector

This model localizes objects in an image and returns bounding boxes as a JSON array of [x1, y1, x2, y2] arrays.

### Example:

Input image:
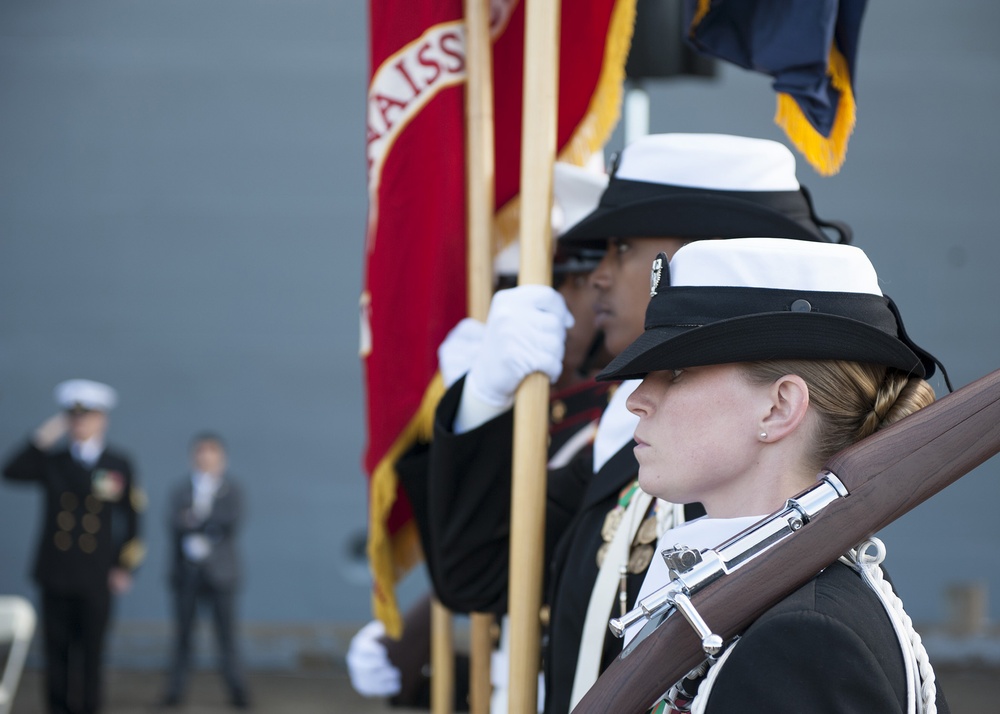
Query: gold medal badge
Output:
[[635, 515, 658, 545], [627, 544, 654, 574], [598, 480, 642, 567], [600, 506, 624, 542]]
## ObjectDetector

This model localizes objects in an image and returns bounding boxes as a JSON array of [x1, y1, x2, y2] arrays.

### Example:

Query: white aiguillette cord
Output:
[[569, 489, 657, 710]]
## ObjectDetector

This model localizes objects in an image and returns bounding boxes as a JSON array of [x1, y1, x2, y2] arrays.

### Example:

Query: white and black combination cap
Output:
[[560, 134, 851, 246], [599, 238, 945, 384], [54, 379, 118, 413]]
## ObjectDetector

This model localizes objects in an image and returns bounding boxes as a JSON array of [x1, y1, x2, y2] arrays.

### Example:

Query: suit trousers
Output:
[[41, 588, 111, 714], [165, 564, 245, 701]]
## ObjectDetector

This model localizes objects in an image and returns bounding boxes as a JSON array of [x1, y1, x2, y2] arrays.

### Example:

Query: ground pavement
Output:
[[7, 664, 1000, 713]]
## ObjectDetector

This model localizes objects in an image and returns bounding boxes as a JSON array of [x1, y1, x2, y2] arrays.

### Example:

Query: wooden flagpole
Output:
[[508, 0, 560, 711], [430, 599, 454, 714], [463, 0, 493, 320], [432, 0, 496, 705], [462, 1, 497, 713]]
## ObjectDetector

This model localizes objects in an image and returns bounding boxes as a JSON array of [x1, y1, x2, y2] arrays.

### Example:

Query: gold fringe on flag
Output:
[[774, 45, 856, 177], [494, 0, 638, 251], [368, 372, 444, 638], [691, 0, 711, 28], [689, 0, 857, 177], [558, 0, 637, 167]]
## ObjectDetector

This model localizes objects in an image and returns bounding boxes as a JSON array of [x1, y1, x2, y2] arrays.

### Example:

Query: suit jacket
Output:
[[3, 442, 144, 596], [168, 474, 243, 589], [427, 378, 703, 714], [699, 561, 950, 714]]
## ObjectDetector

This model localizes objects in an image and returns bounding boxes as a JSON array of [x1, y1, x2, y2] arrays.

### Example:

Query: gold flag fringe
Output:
[[494, 0, 638, 252], [774, 45, 856, 177], [691, 0, 712, 30], [368, 372, 444, 638]]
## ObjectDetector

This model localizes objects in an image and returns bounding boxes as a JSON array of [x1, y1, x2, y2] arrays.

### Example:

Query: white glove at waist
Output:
[[456, 285, 573, 433], [346, 619, 402, 698], [438, 317, 486, 389]]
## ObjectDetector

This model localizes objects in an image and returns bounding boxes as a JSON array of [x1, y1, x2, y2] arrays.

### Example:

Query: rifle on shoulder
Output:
[[572, 368, 1000, 713]]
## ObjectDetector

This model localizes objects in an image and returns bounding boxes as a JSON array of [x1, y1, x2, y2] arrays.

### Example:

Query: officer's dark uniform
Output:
[[694, 562, 951, 713], [545, 379, 613, 458], [3, 442, 144, 714]]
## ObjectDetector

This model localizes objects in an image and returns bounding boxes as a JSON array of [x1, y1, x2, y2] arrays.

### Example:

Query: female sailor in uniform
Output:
[[601, 238, 949, 714]]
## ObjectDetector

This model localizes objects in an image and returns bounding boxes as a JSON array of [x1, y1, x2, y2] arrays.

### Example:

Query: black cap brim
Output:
[[598, 312, 929, 382], [560, 180, 832, 247]]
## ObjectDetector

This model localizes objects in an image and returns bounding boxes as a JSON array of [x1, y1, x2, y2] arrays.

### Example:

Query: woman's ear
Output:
[[759, 374, 810, 442]]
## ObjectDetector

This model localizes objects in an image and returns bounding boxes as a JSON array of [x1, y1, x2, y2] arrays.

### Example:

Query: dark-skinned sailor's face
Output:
[[589, 237, 686, 356]]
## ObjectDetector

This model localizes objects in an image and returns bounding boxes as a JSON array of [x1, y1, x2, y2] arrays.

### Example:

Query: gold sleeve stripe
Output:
[[119, 538, 147, 570], [130, 486, 149, 513]]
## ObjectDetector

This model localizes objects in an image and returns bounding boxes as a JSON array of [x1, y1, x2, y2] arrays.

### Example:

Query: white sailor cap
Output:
[[493, 160, 610, 281], [54, 379, 118, 413], [551, 161, 609, 237]]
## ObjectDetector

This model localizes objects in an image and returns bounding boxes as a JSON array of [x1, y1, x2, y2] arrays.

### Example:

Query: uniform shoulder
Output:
[[705, 562, 908, 712], [757, 560, 880, 621], [745, 561, 905, 673]]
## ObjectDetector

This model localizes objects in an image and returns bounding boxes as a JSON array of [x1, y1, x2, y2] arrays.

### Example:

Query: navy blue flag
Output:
[[684, 0, 867, 175]]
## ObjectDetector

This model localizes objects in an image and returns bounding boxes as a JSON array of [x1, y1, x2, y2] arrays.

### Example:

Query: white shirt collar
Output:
[[71, 437, 105, 467], [190, 471, 224, 519], [624, 515, 768, 646], [191, 470, 223, 492]]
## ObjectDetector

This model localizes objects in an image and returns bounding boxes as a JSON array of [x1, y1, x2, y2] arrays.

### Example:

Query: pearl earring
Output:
[[759, 432, 767, 440]]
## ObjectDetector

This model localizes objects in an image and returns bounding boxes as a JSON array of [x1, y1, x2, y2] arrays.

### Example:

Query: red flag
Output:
[[363, 0, 637, 637]]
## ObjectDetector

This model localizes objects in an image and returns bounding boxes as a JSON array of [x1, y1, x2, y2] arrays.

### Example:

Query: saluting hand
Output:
[[32, 412, 68, 450]]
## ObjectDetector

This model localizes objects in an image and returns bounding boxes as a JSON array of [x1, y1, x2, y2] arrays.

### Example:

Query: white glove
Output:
[[346, 620, 402, 698], [464, 285, 573, 409], [438, 317, 486, 389]]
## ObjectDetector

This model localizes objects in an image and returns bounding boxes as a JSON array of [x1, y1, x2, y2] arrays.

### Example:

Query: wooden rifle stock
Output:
[[572, 368, 1000, 714]]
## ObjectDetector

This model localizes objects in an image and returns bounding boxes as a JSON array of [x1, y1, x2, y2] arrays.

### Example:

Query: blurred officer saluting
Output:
[[3, 379, 145, 714]]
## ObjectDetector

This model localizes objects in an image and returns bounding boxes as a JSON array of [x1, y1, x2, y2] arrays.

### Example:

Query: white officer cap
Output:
[[493, 160, 609, 281], [54, 379, 118, 413], [551, 161, 609, 237]]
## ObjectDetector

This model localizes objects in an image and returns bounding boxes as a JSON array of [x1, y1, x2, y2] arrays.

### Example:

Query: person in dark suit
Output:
[[425, 134, 852, 713], [161, 433, 249, 709], [604, 238, 948, 712], [2, 379, 145, 714]]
